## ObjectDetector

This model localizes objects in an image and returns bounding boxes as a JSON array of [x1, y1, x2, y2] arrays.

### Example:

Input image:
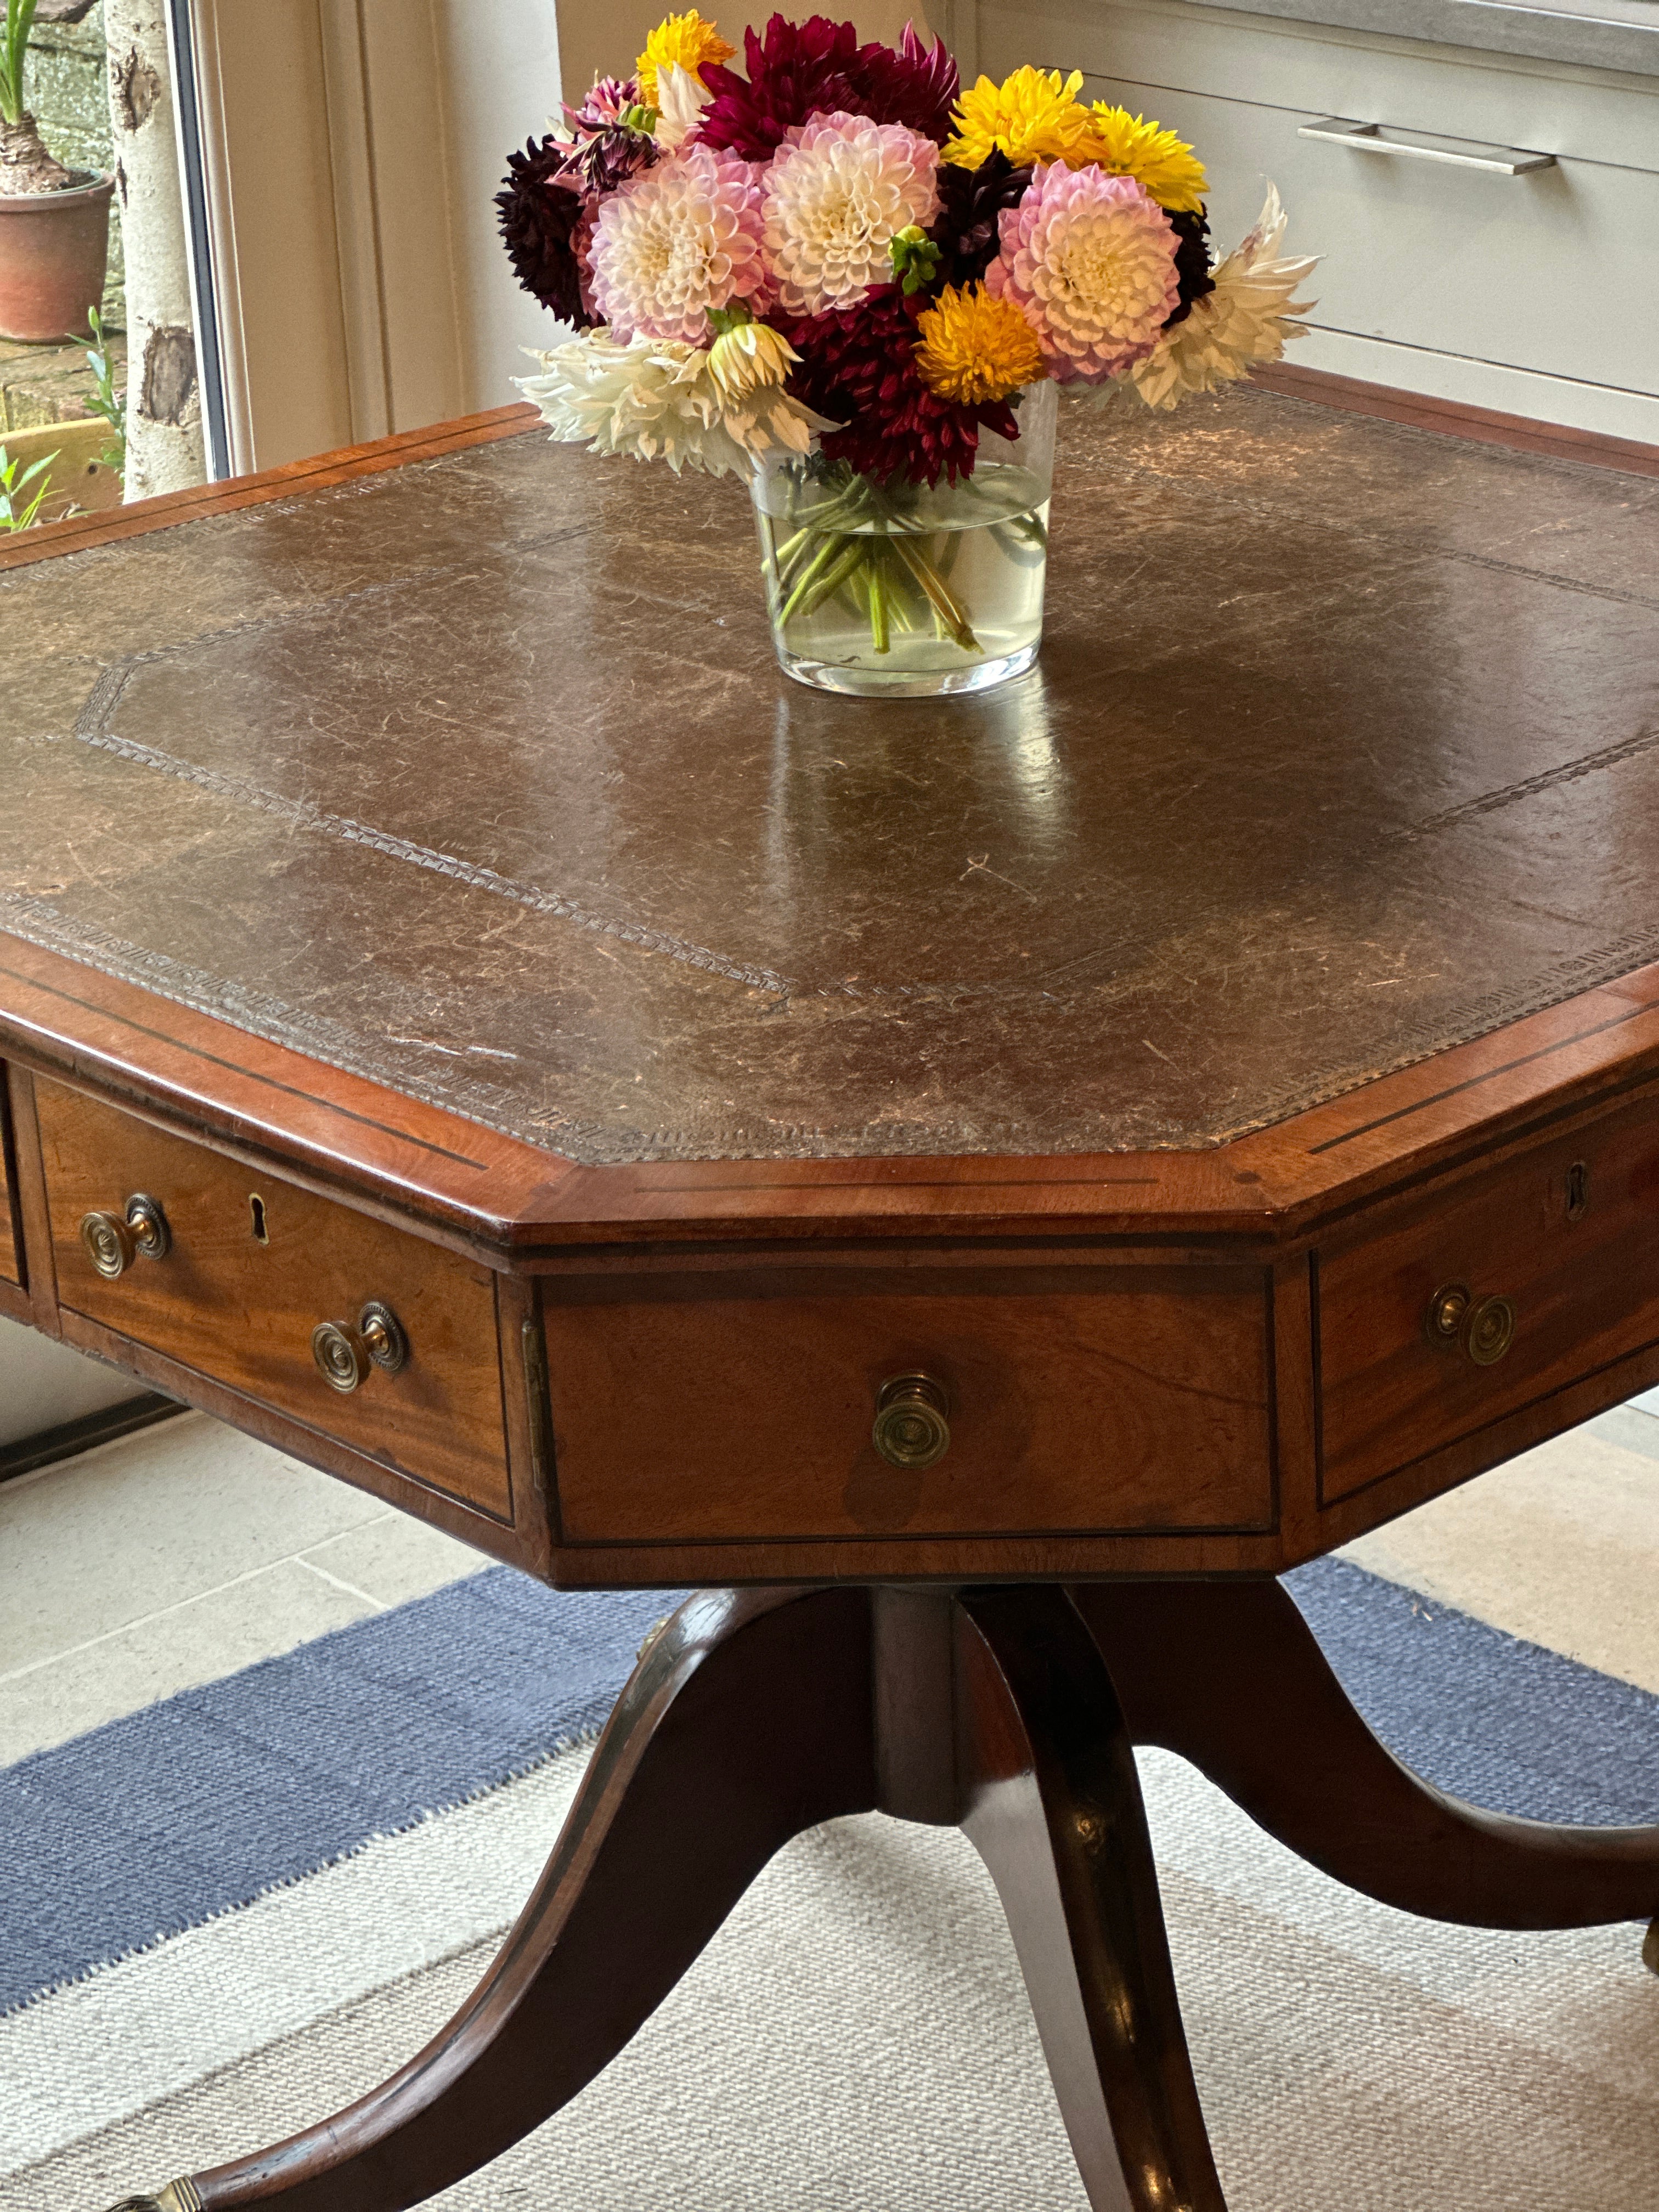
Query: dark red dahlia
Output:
[[783, 287, 1017, 488], [846, 24, 960, 144], [696, 15, 864, 160], [1164, 207, 1216, 329], [495, 137, 595, 328], [929, 151, 1032, 288]]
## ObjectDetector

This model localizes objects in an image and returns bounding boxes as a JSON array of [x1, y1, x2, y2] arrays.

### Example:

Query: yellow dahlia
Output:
[[943, 67, 1098, 171], [636, 10, 735, 108], [1086, 104, 1207, 213], [915, 283, 1047, 406]]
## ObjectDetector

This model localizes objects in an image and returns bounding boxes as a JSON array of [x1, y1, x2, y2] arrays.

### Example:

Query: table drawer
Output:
[[36, 1077, 511, 1518], [545, 1263, 1275, 1545], [1318, 1097, 1659, 1502]]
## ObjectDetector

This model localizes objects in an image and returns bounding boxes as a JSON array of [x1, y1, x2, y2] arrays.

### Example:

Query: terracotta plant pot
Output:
[[0, 172, 115, 343]]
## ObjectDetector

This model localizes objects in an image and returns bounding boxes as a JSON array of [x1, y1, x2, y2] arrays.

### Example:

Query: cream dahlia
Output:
[[516, 331, 833, 476], [653, 61, 713, 153], [1128, 186, 1317, 409], [761, 110, 940, 316], [988, 162, 1180, 384], [589, 144, 769, 346]]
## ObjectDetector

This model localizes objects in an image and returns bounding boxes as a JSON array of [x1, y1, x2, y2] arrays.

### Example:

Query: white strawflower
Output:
[[762, 111, 940, 316], [1128, 187, 1318, 410], [589, 145, 769, 347], [516, 331, 834, 477], [654, 62, 712, 153]]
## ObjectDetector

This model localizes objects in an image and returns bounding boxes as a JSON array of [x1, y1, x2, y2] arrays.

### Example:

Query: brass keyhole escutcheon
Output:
[[80, 1192, 171, 1280], [1426, 1283, 1515, 1368], [311, 1300, 410, 1394], [872, 1372, 951, 1470]]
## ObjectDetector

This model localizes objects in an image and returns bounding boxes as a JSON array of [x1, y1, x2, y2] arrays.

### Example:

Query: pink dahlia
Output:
[[988, 163, 1180, 383], [589, 144, 769, 346], [763, 111, 940, 316]]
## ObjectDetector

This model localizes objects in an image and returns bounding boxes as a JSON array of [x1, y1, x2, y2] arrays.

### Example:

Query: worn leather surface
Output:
[[4, 387, 1657, 1163]]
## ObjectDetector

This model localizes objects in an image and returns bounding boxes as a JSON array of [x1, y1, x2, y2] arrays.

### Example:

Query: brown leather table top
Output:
[[6, 386, 1658, 1166]]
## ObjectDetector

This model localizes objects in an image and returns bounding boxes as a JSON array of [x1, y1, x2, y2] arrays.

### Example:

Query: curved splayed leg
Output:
[[115, 1585, 877, 2212], [1073, 1577, 1659, 1934]]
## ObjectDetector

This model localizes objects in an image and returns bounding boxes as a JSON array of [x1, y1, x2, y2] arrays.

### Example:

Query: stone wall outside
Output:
[[24, 4, 125, 320]]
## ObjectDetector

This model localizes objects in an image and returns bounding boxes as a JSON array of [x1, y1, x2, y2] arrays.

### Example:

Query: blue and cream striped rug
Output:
[[3, 1519, 1658, 2205]]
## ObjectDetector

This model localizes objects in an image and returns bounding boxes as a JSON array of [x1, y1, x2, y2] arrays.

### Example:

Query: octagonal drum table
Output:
[[3, 371, 1658, 2211]]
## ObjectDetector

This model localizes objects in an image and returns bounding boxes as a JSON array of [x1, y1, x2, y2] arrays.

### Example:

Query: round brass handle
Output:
[[872, 1372, 951, 1470], [1426, 1282, 1515, 1367], [1464, 1293, 1516, 1367], [80, 1193, 171, 1280], [311, 1300, 410, 1395]]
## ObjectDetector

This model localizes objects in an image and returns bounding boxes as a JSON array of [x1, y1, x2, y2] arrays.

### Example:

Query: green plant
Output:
[[0, 0, 71, 193], [85, 306, 126, 479], [0, 0, 36, 128], [0, 442, 59, 531]]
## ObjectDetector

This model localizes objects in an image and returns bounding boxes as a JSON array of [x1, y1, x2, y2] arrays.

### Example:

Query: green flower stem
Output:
[[888, 535, 981, 652], [791, 538, 870, 624], [778, 532, 849, 623], [868, 548, 891, 656]]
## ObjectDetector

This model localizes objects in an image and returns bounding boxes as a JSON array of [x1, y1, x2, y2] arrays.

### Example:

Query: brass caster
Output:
[[1645, 1918, 1659, 1978], [105, 2184, 201, 2212]]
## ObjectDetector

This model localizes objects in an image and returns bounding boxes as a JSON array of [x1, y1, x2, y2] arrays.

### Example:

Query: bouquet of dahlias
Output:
[[499, 13, 1315, 691]]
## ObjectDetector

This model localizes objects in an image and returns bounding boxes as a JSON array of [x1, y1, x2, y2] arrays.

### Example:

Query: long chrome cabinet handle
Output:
[[1299, 118, 1556, 176]]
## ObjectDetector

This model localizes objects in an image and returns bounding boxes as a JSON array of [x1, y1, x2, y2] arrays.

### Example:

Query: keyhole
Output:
[[1566, 1161, 1590, 1222], [250, 1193, 269, 1244]]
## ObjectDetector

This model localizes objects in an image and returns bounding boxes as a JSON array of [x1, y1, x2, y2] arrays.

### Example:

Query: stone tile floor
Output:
[[2, 1391, 1657, 1766]]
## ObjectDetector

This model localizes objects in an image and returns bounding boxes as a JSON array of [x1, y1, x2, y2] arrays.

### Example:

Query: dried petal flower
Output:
[[636, 10, 735, 106], [516, 329, 833, 475], [1126, 186, 1317, 408], [763, 111, 940, 316], [989, 162, 1180, 384], [589, 143, 769, 345], [915, 281, 1046, 405], [943, 66, 1096, 172]]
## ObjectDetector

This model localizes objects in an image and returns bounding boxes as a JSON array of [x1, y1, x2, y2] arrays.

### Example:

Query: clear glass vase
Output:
[[749, 380, 1057, 699]]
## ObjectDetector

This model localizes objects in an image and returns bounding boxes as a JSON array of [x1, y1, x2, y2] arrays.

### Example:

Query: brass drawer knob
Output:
[[873, 1372, 951, 1470], [312, 1300, 410, 1394], [80, 1193, 171, 1279], [1426, 1283, 1516, 1367]]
